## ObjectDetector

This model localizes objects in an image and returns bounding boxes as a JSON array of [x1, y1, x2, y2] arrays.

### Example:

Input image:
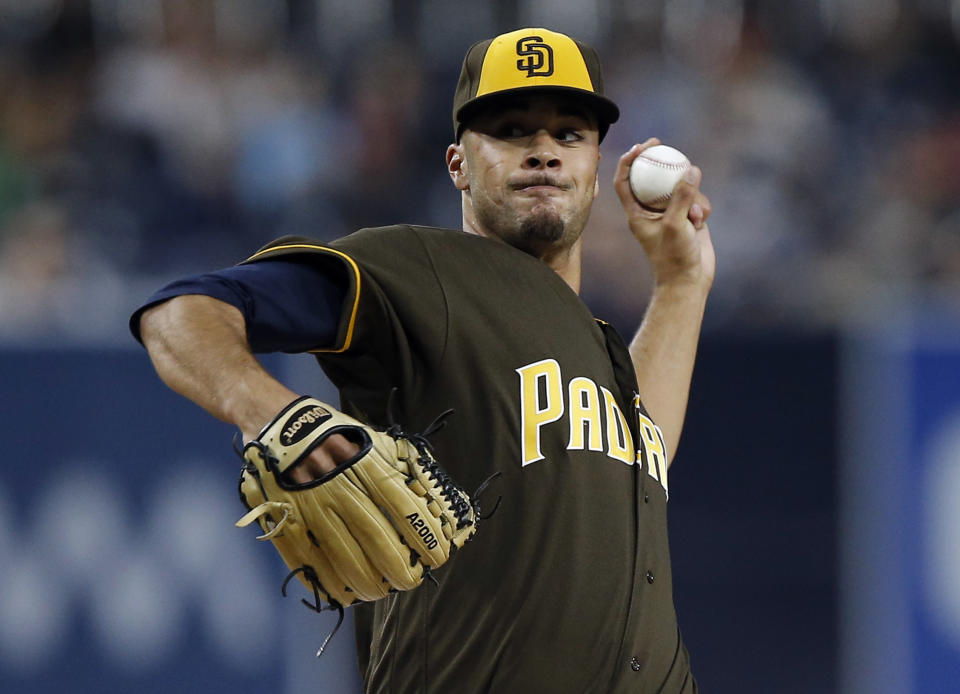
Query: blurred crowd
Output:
[[0, 0, 958, 341]]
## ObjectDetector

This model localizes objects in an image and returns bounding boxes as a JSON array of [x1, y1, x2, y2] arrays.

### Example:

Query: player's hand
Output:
[[286, 434, 359, 483], [613, 138, 715, 291], [242, 427, 357, 483]]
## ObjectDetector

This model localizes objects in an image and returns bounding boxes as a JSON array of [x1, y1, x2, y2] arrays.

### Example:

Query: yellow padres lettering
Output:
[[516, 359, 565, 465], [637, 414, 668, 488], [567, 377, 603, 452], [634, 394, 670, 497], [602, 386, 633, 465], [516, 360, 670, 496]]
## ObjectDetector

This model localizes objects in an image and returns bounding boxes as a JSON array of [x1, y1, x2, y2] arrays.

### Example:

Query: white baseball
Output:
[[628, 144, 691, 210]]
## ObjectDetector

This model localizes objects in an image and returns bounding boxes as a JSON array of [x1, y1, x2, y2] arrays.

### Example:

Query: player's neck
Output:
[[539, 240, 582, 293], [461, 215, 583, 293]]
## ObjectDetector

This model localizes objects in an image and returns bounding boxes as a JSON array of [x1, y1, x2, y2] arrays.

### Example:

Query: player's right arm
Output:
[[613, 140, 715, 464], [140, 295, 302, 442], [135, 261, 357, 478]]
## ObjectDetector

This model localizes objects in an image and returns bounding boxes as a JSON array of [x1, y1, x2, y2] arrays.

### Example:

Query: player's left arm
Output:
[[613, 138, 715, 466]]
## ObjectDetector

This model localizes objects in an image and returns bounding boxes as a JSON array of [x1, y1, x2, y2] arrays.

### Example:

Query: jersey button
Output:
[[646, 570, 655, 584], [630, 656, 642, 672], [643, 493, 650, 503]]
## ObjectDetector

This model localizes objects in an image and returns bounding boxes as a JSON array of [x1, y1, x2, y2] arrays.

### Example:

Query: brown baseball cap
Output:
[[453, 28, 620, 142]]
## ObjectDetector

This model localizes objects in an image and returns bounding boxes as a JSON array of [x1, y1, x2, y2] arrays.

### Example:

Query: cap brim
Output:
[[456, 86, 620, 141]]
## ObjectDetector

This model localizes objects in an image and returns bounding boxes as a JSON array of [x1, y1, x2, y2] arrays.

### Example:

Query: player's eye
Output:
[[556, 128, 584, 143]]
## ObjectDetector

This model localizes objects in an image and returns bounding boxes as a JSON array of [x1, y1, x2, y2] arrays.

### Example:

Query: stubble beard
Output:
[[517, 203, 566, 252], [476, 197, 583, 258]]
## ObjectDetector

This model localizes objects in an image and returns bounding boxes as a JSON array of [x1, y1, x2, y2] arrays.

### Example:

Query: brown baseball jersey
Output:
[[244, 225, 696, 694]]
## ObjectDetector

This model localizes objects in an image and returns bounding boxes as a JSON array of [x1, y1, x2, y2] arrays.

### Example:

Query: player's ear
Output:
[[591, 149, 601, 199], [446, 143, 469, 191]]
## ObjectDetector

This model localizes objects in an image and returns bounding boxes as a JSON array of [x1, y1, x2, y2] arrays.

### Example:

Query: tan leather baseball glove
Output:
[[236, 396, 478, 628]]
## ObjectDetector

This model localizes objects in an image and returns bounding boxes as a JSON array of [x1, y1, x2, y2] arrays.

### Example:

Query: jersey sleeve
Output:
[[240, 236, 365, 355], [242, 230, 448, 403], [128, 256, 347, 353]]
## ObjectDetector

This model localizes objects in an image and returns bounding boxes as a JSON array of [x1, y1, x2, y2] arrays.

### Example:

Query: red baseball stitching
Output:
[[638, 155, 688, 171], [633, 153, 688, 206]]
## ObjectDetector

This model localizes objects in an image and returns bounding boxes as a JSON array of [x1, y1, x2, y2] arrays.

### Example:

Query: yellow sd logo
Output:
[[515, 35, 554, 77]]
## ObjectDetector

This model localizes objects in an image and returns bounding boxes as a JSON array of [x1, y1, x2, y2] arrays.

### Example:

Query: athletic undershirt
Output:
[[128, 257, 347, 353]]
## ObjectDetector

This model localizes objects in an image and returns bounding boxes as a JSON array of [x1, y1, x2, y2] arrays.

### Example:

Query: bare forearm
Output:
[[139, 295, 298, 438], [629, 282, 708, 464]]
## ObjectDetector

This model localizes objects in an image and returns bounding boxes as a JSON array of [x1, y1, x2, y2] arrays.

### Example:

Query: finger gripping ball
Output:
[[629, 145, 690, 210]]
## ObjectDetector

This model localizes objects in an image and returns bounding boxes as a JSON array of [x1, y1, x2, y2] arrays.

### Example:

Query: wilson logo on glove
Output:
[[279, 403, 331, 445]]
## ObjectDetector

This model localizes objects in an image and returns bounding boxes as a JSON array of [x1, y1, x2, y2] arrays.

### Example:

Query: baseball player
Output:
[[132, 27, 713, 693]]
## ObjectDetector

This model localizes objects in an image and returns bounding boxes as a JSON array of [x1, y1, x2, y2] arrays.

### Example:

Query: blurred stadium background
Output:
[[1, 0, 958, 692]]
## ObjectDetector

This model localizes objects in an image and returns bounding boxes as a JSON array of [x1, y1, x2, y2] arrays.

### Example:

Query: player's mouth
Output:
[[510, 176, 569, 194]]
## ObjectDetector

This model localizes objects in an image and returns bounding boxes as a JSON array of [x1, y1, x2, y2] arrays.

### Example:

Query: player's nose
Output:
[[523, 130, 561, 170]]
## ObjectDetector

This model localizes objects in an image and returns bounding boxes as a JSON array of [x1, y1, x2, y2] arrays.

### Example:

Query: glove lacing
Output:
[[281, 566, 345, 658], [385, 391, 477, 531], [384, 390, 502, 528]]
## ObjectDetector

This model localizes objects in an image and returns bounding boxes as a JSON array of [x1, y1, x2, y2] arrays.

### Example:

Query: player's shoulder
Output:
[[333, 224, 475, 250], [330, 224, 513, 262], [244, 225, 530, 272], [239, 227, 431, 265], [242, 234, 335, 263]]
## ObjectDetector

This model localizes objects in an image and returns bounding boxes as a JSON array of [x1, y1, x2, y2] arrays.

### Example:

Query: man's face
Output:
[[451, 94, 601, 257]]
